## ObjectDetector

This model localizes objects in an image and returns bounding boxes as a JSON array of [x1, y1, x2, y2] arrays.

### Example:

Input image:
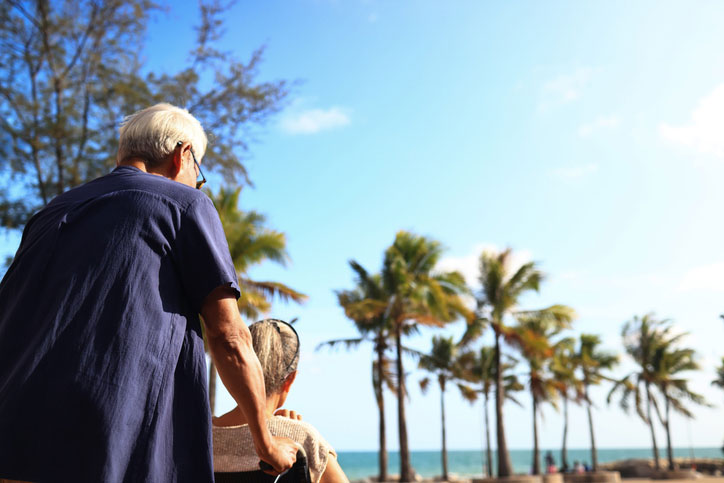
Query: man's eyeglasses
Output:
[[177, 141, 206, 189], [190, 148, 206, 190]]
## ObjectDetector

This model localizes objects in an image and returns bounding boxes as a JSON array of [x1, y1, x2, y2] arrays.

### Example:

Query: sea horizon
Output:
[[337, 447, 723, 480]]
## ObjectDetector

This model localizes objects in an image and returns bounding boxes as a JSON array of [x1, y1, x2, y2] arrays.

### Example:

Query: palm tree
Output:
[[208, 186, 307, 412], [382, 231, 473, 482], [714, 358, 724, 457], [419, 336, 474, 481], [318, 260, 394, 482], [652, 338, 709, 470], [466, 248, 544, 477], [550, 338, 583, 473], [608, 313, 676, 471], [713, 357, 724, 392], [510, 306, 576, 475], [576, 334, 618, 472], [458, 347, 523, 478]]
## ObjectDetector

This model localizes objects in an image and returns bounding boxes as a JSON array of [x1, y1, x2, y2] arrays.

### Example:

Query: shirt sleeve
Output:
[[174, 196, 240, 313]]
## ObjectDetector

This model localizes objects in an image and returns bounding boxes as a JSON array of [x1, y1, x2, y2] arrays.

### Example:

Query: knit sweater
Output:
[[213, 417, 336, 483]]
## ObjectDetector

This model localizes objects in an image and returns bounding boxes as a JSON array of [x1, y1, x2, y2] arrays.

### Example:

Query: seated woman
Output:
[[213, 318, 349, 483]]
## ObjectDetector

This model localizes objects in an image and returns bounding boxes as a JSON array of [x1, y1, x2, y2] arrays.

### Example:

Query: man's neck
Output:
[[118, 158, 171, 178], [118, 158, 149, 172]]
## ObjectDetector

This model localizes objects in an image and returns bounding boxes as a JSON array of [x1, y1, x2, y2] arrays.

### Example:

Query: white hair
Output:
[[117, 103, 208, 166]]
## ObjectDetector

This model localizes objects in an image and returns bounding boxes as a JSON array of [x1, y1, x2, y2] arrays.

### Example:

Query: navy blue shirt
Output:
[[0, 166, 240, 482]]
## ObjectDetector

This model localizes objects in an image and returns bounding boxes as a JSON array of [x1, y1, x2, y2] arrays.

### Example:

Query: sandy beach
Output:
[[623, 479, 724, 483]]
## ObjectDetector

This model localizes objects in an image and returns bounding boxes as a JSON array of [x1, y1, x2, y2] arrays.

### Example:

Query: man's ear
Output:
[[169, 142, 189, 178]]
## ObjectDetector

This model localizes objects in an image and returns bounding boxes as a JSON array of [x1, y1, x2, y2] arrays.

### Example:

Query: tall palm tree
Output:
[[714, 357, 724, 457], [466, 248, 544, 477], [511, 306, 576, 475], [713, 357, 724, 393], [717, 355, 724, 458], [382, 231, 473, 482], [419, 336, 475, 482], [458, 347, 523, 478], [652, 338, 709, 470], [550, 338, 583, 473], [208, 186, 307, 412], [608, 313, 677, 471], [576, 334, 618, 472], [318, 260, 394, 482]]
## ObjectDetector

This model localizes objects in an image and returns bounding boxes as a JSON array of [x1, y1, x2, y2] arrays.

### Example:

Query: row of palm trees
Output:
[[415, 329, 616, 479], [200, 192, 724, 480], [319, 231, 551, 480], [320, 230, 723, 481]]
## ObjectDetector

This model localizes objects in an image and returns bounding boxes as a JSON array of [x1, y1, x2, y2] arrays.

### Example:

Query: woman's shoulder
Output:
[[212, 417, 335, 483], [212, 417, 333, 455], [268, 416, 323, 439]]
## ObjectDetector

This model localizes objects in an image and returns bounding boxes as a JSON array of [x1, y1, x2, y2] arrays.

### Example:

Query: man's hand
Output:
[[274, 408, 303, 421], [258, 436, 299, 475]]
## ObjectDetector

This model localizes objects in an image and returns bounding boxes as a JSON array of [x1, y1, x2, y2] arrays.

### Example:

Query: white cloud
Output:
[[659, 83, 724, 158], [539, 67, 594, 111], [677, 261, 724, 292], [280, 107, 350, 135], [578, 115, 620, 138], [552, 163, 598, 179]]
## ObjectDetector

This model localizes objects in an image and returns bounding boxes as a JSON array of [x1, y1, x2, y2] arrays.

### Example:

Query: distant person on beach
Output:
[[545, 451, 557, 474], [0, 103, 297, 482], [574, 461, 585, 474], [213, 319, 349, 483]]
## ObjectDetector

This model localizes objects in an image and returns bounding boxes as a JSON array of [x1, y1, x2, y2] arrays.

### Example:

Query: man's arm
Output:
[[200, 285, 297, 473]]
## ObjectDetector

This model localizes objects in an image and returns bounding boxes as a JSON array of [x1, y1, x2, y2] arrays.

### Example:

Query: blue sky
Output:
[[4, 0, 724, 454], [194, 0, 724, 452]]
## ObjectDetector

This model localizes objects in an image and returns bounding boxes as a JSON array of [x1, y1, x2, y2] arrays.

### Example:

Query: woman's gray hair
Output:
[[117, 103, 208, 166], [249, 319, 300, 396]]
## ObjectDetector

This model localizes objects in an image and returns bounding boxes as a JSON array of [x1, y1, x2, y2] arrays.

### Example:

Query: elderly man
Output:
[[0, 104, 297, 482]]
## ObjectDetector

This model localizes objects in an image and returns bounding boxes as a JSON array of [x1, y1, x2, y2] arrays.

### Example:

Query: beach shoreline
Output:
[[339, 449, 724, 482], [352, 475, 724, 483], [349, 457, 724, 483]]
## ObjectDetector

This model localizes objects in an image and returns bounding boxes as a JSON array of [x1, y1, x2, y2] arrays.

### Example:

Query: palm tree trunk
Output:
[[561, 396, 569, 472], [665, 395, 674, 471], [396, 324, 412, 482], [441, 385, 448, 481], [532, 395, 540, 475], [494, 331, 514, 477], [645, 382, 661, 471], [484, 391, 493, 478], [585, 384, 598, 471], [377, 344, 388, 482], [208, 359, 217, 415]]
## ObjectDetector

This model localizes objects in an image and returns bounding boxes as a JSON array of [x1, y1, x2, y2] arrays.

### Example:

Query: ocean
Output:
[[337, 447, 723, 480]]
